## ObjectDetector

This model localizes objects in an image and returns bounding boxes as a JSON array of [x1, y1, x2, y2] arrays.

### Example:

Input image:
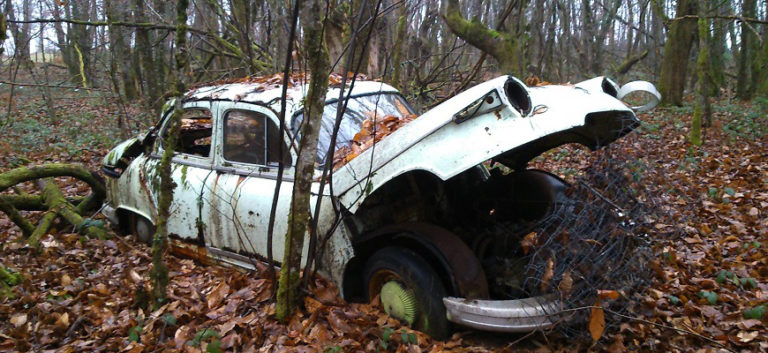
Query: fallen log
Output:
[[0, 194, 85, 211], [0, 264, 23, 299], [37, 178, 107, 242], [0, 163, 105, 213], [0, 196, 35, 236], [0, 164, 108, 247]]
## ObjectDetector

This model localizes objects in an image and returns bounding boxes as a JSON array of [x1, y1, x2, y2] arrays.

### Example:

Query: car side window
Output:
[[159, 108, 214, 158], [223, 110, 291, 166]]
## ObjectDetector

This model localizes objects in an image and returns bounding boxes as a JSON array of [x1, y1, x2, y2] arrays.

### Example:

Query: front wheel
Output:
[[364, 247, 450, 339], [129, 213, 155, 246]]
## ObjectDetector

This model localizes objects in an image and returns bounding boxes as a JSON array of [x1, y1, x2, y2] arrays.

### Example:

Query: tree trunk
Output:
[[276, 0, 331, 322], [106, 0, 138, 100], [324, 2, 345, 72], [690, 1, 710, 146], [149, 0, 189, 310], [759, 1, 768, 96], [135, 0, 160, 111], [390, 3, 407, 90], [657, 0, 697, 106], [709, 4, 726, 96], [736, 0, 757, 100]]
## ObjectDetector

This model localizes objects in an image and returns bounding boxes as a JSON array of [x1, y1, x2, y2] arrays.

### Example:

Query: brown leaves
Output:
[[520, 232, 537, 255], [540, 257, 555, 292], [332, 113, 418, 170], [589, 304, 606, 342], [206, 282, 230, 309]]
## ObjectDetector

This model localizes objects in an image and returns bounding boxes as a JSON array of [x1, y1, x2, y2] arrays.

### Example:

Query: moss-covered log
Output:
[[0, 265, 22, 286], [0, 164, 107, 247], [0, 196, 35, 236], [1, 194, 84, 211], [0, 164, 105, 213], [38, 179, 107, 241], [27, 211, 58, 250], [0, 264, 22, 299]]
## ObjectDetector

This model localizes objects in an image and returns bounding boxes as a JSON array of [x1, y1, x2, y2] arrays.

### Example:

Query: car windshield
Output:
[[293, 93, 415, 164]]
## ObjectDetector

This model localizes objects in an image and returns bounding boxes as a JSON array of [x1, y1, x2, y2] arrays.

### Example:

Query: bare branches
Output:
[[7, 18, 211, 36]]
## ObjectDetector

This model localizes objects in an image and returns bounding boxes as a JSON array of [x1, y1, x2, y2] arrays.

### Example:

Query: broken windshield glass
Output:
[[293, 93, 415, 164]]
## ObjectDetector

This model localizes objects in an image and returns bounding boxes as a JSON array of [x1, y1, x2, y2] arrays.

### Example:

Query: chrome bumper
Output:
[[101, 204, 120, 226], [443, 296, 561, 332]]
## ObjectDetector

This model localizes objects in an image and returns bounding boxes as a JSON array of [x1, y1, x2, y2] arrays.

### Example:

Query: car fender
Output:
[[349, 222, 489, 300]]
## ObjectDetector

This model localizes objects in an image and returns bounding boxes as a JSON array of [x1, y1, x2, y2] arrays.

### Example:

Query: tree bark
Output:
[[690, 3, 711, 146], [135, 0, 160, 111], [736, 0, 757, 100], [759, 1, 768, 97], [276, 0, 331, 322], [390, 3, 407, 90], [441, 0, 523, 75], [709, 4, 727, 96], [658, 0, 697, 106], [149, 0, 189, 310]]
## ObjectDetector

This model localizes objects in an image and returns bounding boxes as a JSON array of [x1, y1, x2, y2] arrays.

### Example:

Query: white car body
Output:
[[102, 75, 658, 333]]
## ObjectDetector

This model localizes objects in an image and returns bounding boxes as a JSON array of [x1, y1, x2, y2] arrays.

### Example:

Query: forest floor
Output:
[[0, 84, 766, 352]]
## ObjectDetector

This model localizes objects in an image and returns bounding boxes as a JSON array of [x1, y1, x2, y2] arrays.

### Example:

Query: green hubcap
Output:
[[380, 281, 417, 325]]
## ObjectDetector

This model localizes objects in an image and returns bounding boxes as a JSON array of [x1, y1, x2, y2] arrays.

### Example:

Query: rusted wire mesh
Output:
[[502, 145, 686, 339]]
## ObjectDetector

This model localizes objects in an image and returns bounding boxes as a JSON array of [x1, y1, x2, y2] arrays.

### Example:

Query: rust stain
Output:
[[169, 238, 210, 265], [236, 175, 247, 187], [138, 166, 157, 216]]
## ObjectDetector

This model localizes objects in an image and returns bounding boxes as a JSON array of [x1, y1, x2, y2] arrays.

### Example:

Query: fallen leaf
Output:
[[597, 289, 620, 300], [207, 282, 230, 309], [61, 274, 72, 286], [55, 312, 70, 330], [130, 270, 143, 283], [10, 313, 27, 327], [540, 257, 555, 292], [558, 271, 573, 299], [521, 232, 537, 255], [737, 330, 758, 343], [589, 304, 605, 341]]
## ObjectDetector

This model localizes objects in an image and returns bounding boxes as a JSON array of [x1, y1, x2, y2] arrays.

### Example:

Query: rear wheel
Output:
[[364, 247, 450, 339], [129, 213, 155, 245]]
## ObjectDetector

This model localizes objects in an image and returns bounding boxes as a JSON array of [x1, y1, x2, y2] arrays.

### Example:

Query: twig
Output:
[[0, 80, 110, 91], [7, 18, 211, 36], [670, 15, 768, 25], [65, 316, 86, 338]]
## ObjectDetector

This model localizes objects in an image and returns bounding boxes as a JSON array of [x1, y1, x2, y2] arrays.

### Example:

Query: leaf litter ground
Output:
[[0, 91, 766, 352]]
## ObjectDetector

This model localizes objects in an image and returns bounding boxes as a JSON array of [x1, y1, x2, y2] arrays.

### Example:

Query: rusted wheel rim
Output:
[[369, 270, 417, 325]]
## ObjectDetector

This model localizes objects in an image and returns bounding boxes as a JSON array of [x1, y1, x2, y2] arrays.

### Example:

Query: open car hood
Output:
[[332, 76, 658, 212]]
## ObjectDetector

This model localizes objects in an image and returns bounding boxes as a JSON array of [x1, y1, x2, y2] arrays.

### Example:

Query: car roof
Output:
[[184, 74, 400, 117]]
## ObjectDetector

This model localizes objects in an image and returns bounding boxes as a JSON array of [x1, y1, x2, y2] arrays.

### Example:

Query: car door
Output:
[[141, 101, 217, 245], [205, 103, 296, 268]]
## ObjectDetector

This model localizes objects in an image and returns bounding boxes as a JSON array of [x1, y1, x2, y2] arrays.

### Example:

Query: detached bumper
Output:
[[443, 296, 561, 332], [101, 204, 120, 226]]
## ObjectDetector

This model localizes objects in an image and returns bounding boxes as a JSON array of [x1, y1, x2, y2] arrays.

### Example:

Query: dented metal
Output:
[[102, 75, 659, 334]]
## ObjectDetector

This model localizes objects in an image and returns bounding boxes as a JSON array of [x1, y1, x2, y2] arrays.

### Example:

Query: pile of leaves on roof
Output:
[[332, 113, 418, 170]]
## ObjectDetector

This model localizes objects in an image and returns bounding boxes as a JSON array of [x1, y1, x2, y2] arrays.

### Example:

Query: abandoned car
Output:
[[101, 75, 660, 338]]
